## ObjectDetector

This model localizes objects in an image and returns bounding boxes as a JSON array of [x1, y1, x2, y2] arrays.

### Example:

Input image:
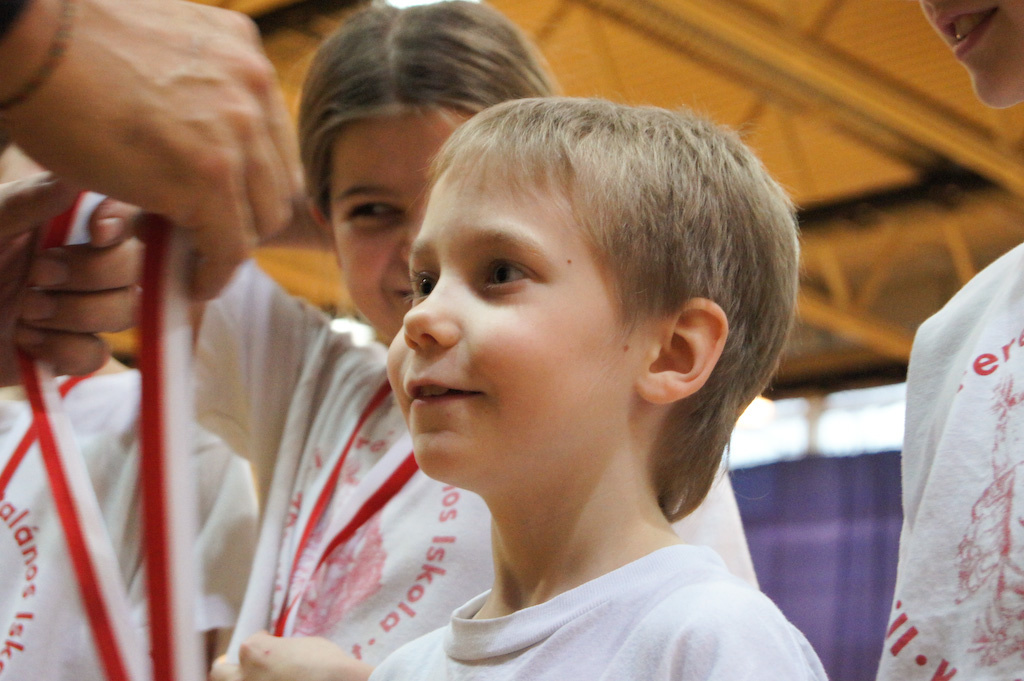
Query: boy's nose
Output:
[[402, 290, 460, 351]]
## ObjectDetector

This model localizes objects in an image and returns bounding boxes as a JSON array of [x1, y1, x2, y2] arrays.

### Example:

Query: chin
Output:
[[411, 441, 469, 487], [971, 75, 1024, 108]]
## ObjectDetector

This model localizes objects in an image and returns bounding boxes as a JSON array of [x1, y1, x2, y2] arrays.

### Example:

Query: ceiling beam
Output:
[[576, 0, 1024, 199], [192, 0, 305, 19], [798, 290, 914, 362], [775, 346, 906, 394]]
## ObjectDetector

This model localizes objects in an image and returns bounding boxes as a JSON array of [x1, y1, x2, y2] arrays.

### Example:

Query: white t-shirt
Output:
[[877, 243, 1024, 681], [370, 545, 826, 681], [0, 370, 258, 681], [198, 263, 759, 666]]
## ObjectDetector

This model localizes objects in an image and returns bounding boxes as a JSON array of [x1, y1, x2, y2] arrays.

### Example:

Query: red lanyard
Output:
[[0, 374, 87, 497], [40, 192, 84, 248], [15, 198, 201, 681], [4, 192, 86, 496], [138, 222, 203, 681], [311, 453, 419, 577], [16, 194, 144, 681], [272, 381, 419, 636], [5, 193, 88, 501], [19, 355, 137, 681]]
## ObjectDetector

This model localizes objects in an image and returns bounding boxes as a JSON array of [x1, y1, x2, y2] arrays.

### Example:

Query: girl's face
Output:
[[919, 0, 1024, 107], [326, 111, 464, 342]]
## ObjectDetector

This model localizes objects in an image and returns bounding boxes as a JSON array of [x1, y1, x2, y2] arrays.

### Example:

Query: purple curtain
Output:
[[732, 451, 902, 681]]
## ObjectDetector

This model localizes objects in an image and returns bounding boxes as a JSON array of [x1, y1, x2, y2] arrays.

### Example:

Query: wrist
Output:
[[0, 0, 72, 109]]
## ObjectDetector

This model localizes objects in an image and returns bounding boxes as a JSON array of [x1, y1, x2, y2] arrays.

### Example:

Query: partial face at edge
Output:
[[919, 0, 1024, 107], [326, 111, 465, 343]]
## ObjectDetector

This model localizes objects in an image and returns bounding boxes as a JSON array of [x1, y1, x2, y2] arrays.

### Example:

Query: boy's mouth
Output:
[[413, 384, 478, 399], [950, 8, 996, 43]]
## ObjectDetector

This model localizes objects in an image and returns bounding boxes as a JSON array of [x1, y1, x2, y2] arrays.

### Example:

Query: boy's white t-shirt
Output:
[[0, 370, 258, 680], [877, 242, 1024, 681], [369, 545, 826, 681], [197, 262, 758, 666]]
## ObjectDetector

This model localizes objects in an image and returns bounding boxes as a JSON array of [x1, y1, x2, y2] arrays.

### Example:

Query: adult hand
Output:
[[0, 0, 304, 299], [0, 173, 141, 386], [208, 632, 374, 681]]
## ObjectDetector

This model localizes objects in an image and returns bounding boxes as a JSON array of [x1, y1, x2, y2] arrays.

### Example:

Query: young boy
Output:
[[204, 5, 759, 680], [376, 97, 827, 679], [877, 3, 1024, 680]]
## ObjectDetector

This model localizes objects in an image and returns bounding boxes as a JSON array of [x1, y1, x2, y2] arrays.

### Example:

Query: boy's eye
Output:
[[411, 272, 437, 299], [488, 262, 525, 286]]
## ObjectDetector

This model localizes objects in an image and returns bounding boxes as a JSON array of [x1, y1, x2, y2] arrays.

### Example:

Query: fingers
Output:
[[220, 8, 304, 219], [87, 198, 138, 248], [22, 226, 143, 337], [1, 0, 301, 302], [188, 81, 295, 300], [29, 238, 144, 292], [12, 207, 143, 380], [183, 12, 298, 299], [170, 188, 254, 301], [233, 632, 370, 681], [260, 72, 305, 218], [14, 327, 110, 377], [208, 661, 242, 681], [237, 631, 275, 664], [0, 173, 77, 242], [20, 287, 138, 334], [240, 101, 294, 251]]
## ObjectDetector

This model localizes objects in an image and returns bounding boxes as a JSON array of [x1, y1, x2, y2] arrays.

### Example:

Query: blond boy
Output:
[[377, 97, 826, 680]]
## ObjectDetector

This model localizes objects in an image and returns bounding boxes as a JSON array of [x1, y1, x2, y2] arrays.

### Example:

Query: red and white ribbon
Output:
[[18, 355, 149, 681], [137, 219, 204, 681], [18, 199, 203, 681], [0, 373, 87, 498], [17, 193, 149, 681], [273, 394, 418, 637]]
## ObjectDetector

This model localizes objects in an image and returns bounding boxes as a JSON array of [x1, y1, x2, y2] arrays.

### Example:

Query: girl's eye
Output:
[[350, 202, 398, 219], [488, 262, 525, 286]]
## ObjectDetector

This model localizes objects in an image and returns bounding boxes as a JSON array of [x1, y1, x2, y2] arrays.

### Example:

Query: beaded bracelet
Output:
[[0, 0, 76, 112]]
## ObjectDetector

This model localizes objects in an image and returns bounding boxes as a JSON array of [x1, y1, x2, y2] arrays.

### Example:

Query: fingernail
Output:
[[91, 216, 124, 247], [20, 291, 56, 321], [30, 254, 68, 286]]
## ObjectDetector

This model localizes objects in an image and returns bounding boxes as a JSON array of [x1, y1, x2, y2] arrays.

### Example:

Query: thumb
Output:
[[208, 658, 242, 681], [0, 173, 77, 242]]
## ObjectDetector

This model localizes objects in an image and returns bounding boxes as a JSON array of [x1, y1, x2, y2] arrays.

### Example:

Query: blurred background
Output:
[[118, 1, 1024, 678]]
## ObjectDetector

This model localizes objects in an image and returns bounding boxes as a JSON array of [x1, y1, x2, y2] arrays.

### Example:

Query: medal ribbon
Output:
[[273, 382, 420, 636], [17, 194, 148, 681], [0, 373, 87, 497], [17, 198, 202, 681], [138, 220, 203, 681]]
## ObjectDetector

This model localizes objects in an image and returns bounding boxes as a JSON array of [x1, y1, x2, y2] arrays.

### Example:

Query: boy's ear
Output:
[[636, 298, 728, 405]]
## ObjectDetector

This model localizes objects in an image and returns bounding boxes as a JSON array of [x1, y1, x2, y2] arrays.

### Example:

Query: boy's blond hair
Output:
[[433, 97, 799, 521], [299, 0, 556, 218]]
